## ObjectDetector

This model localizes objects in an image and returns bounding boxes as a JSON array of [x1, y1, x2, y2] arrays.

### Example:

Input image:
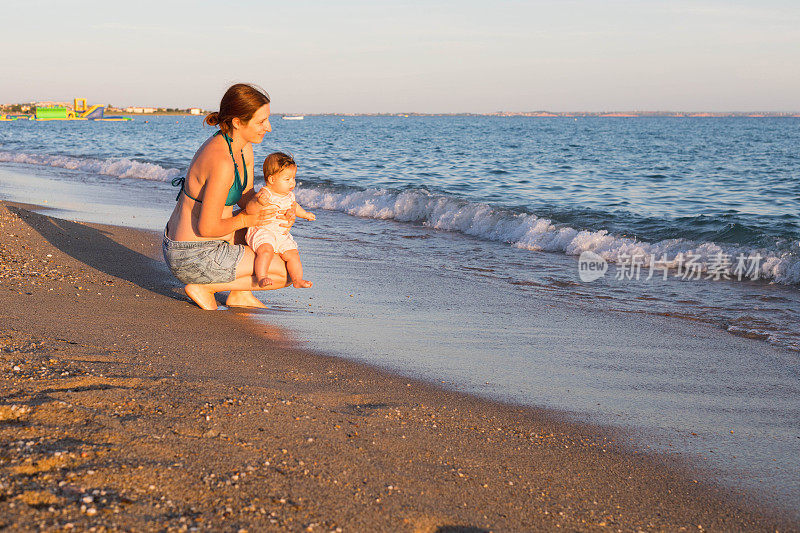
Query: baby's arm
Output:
[[293, 202, 316, 221]]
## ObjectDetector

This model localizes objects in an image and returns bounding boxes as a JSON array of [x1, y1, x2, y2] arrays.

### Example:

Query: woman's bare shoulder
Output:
[[191, 135, 235, 176]]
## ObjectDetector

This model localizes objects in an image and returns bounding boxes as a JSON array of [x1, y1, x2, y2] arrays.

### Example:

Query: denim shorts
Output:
[[162, 230, 245, 285]]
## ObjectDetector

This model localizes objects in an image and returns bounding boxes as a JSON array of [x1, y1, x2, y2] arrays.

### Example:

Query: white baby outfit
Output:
[[245, 188, 298, 254]]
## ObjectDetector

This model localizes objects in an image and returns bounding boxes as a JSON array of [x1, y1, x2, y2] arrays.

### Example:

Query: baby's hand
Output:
[[278, 205, 296, 230], [304, 212, 316, 221]]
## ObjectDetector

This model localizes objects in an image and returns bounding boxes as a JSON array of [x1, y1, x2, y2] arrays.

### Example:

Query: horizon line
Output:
[[3, 103, 799, 117]]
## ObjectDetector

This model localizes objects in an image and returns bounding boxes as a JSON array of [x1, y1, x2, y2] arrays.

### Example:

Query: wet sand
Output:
[[0, 201, 795, 531]]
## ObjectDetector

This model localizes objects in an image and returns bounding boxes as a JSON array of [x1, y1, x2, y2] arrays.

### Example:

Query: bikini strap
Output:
[[220, 131, 233, 155], [220, 131, 247, 189], [172, 131, 244, 203], [172, 176, 185, 201], [171, 176, 201, 202]]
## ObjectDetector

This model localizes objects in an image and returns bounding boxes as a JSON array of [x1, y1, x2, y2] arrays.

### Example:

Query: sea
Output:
[[1, 115, 798, 513]]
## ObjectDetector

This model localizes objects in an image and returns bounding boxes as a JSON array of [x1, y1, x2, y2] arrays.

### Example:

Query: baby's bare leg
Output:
[[254, 243, 276, 287], [280, 249, 312, 288]]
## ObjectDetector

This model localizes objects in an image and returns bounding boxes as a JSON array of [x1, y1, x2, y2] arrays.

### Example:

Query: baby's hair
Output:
[[263, 152, 296, 182]]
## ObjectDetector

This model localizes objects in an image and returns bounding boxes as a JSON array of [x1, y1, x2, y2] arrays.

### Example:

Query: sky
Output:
[[2, 0, 799, 113]]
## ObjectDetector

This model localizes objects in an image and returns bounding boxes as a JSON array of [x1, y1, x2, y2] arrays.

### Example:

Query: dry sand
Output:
[[0, 201, 794, 532]]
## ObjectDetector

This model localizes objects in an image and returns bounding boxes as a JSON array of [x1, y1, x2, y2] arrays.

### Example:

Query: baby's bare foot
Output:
[[258, 276, 273, 288], [292, 279, 313, 288]]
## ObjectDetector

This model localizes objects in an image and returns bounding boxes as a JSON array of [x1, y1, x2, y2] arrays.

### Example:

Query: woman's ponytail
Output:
[[204, 111, 220, 127]]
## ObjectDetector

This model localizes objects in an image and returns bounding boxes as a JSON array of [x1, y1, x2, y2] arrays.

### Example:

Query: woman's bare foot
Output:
[[185, 284, 218, 310], [292, 279, 313, 288], [226, 290, 267, 308]]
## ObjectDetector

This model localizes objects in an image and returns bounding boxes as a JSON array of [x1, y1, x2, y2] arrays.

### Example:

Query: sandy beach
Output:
[[0, 200, 795, 531]]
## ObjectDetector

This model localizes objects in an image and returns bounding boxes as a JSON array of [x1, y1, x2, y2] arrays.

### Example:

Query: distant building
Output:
[[35, 101, 69, 108], [125, 107, 157, 114], [189, 108, 202, 115]]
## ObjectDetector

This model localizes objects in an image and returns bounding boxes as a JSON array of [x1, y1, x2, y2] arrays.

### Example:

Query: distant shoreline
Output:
[[114, 111, 200, 117], [297, 111, 800, 118], [4, 109, 799, 119]]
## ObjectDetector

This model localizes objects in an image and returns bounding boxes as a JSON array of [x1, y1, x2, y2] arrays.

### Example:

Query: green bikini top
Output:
[[172, 131, 247, 206]]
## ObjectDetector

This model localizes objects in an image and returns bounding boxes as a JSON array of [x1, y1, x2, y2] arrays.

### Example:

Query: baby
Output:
[[246, 152, 315, 288]]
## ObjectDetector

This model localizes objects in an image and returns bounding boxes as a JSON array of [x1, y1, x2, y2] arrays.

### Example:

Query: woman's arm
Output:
[[238, 188, 257, 210], [196, 159, 268, 237]]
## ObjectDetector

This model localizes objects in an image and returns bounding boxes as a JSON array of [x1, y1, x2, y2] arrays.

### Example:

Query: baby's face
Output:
[[267, 166, 296, 195]]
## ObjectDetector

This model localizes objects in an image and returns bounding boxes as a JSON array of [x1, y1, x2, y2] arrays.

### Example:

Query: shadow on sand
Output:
[[10, 205, 183, 302]]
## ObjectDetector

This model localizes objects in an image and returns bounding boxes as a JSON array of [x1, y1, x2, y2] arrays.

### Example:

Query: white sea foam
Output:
[[0, 150, 181, 182], [1, 149, 797, 286], [297, 185, 800, 286]]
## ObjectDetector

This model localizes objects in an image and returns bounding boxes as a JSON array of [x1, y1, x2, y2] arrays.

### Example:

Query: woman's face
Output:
[[238, 104, 271, 144]]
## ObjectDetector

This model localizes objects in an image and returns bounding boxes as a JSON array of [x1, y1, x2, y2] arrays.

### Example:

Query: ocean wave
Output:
[[296, 185, 800, 286], [1, 148, 797, 286], [0, 150, 181, 182]]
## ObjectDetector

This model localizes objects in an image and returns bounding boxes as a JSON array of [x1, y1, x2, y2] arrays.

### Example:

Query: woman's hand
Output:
[[242, 203, 279, 228], [255, 188, 271, 206], [278, 203, 297, 230], [246, 194, 272, 215]]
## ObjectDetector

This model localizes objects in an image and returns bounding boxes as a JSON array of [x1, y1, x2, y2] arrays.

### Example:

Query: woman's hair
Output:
[[204, 83, 270, 135], [263, 152, 296, 182]]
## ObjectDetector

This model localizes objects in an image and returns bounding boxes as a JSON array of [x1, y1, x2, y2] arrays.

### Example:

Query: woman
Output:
[[163, 83, 292, 310]]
